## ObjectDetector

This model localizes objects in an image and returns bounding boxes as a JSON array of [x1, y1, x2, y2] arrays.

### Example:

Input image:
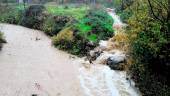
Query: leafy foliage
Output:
[[74, 9, 114, 43], [52, 27, 74, 49], [117, 0, 170, 95], [43, 15, 72, 36], [52, 8, 114, 56], [20, 5, 46, 29], [52, 27, 95, 56], [0, 32, 6, 50], [0, 6, 23, 24]]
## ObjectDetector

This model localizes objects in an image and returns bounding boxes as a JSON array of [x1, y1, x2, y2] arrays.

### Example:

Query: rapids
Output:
[[76, 8, 141, 96]]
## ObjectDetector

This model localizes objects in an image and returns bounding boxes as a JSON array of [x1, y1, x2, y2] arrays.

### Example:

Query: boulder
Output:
[[88, 47, 103, 61], [106, 50, 126, 70]]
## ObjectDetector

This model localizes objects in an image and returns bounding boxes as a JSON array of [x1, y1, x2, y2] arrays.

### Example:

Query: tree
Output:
[[147, 0, 170, 39]]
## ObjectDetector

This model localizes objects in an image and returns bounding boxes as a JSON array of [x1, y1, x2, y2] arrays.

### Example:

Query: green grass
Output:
[[15, 4, 25, 10], [46, 5, 88, 20], [76, 21, 92, 34], [87, 34, 97, 43]]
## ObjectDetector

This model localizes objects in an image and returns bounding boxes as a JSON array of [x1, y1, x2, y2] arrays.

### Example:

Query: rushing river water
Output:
[[0, 8, 140, 96], [0, 24, 83, 96], [76, 8, 141, 96]]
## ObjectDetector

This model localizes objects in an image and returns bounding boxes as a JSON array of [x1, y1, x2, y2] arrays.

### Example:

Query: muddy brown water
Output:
[[0, 24, 84, 96], [0, 23, 140, 96]]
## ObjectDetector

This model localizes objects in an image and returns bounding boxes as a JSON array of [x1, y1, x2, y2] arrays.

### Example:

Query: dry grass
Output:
[[52, 27, 74, 44], [106, 30, 130, 52]]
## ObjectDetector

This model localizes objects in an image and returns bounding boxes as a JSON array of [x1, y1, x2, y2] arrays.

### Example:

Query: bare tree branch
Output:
[[147, 0, 164, 24]]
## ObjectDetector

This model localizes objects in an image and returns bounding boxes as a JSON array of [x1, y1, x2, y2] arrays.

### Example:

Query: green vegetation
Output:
[[1, 1, 169, 95], [0, 4, 114, 56], [20, 5, 46, 29], [0, 6, 23, 24], [0, 32, 4, 43], [46, 5, 88, 20], [0, 0, 170, 95], [52, 8, 114, 56], [52, 27, 75, 53], [0, 32, 6, 50], [75, 9, 114, 43], [115, 0, 170, 95], [43, 15, 72, 36]]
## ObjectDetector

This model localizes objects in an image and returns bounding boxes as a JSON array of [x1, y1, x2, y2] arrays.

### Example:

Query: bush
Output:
[[52, 8, 114, 56], [52, 27, 95, 56], [52, 27, 74, 48], [20, 5, 47, 29], [125, 1, 170, 95], [0, 32, 6, 50], [74, 9, 114, 43], [118, 8, 132, 23], [43, 15, 72, 36], [52, 27, 80, 55], [0, 6, 23, 24]]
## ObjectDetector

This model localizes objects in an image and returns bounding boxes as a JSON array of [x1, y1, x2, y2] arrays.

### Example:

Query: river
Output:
[[0, 8, 140, 96], [0, 24, 83, 96]]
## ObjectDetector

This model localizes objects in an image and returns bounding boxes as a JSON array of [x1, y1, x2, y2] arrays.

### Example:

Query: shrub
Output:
[[74, 9, 114, 43], [0, 32, 6, 50], [86, 9, 114, 37], [53, 8, 114, 56], [0, 6, 23, 24], [52, 27, 74, 48], [125, 1, 170, 95], [52, 27, 77, 54], [52, 27, 95, 56], [43, 15, 72, 36], [118, 8, 132, 23], [20, 5, 47, 29], [42, 16, 56, 36]]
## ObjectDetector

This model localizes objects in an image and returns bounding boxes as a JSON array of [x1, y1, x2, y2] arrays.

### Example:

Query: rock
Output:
[[106, 50, 126, 70], [99, 40, 108, 50], [35, 37, 41, 41], [88, 48, 103, 61], [86, 47, 103, 62], [94, 51, 113, 64]]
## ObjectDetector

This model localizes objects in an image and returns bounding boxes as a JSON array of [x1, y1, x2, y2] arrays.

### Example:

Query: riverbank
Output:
[[0, 4, 141, 96], [0, 31, 6, 50], [0, 23, 141, 96]]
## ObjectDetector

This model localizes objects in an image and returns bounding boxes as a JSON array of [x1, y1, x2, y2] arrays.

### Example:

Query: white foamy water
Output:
[[107, 8, 126, 32], [76, 8, 141, 96], [0, 8, 140, 96], [76, 59, 140, 96]]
